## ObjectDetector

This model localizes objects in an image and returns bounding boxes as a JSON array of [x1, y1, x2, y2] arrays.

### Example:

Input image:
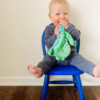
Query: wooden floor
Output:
[[0, 86, 100, 100]]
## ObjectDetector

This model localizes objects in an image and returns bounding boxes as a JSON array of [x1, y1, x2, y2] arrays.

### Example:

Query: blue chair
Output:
[[41, 24, 85, 100]]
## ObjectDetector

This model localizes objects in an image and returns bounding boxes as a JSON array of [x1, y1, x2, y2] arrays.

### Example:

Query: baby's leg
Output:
[[69, 53, 95, 76], [28, 54, 57, 78], [93, 63, 100, 77]]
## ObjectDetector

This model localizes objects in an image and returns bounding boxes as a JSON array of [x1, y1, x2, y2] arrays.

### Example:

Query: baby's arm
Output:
[[45, 25, 57, 49], [66, 23, 81, 40]]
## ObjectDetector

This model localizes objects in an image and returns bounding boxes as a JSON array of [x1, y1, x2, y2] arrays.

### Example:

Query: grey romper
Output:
[[37, 23, 95, 76]]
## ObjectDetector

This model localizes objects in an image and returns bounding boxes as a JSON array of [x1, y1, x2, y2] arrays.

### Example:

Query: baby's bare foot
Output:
[[28, 65, 42, 78], [93, 63, 100, 77]]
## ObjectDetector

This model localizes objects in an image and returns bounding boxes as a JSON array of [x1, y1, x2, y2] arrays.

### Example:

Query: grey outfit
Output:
[[37, 23, 95, 76]]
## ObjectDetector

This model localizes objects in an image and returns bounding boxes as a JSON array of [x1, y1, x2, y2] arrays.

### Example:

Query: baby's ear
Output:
[[48, 14, 52, 21]]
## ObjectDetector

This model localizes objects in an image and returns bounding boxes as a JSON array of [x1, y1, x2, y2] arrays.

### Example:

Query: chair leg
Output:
[[41, 74, 49, 100], [72, 75, 77, 87], [74, 75, 85, 100]]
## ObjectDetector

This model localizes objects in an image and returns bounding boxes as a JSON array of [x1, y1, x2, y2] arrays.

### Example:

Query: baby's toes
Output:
[[28, 66, 37, 73]]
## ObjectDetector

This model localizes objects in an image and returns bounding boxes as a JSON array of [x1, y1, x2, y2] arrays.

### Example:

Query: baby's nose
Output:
[[59, 16, 65, 21], [59, 18, 64, 22], [60, 14, 64, 18]]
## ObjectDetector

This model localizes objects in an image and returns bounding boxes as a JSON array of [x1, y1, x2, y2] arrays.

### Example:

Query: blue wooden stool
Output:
[[41, 24, 85, 100]]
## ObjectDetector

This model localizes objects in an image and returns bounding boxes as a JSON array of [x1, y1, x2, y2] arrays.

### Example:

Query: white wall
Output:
[[0, 0, 100, 86]]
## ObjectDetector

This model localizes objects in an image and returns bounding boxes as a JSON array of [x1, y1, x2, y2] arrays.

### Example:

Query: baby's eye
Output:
[[56, 13, 60, 16], [64, 13, 68, 15]]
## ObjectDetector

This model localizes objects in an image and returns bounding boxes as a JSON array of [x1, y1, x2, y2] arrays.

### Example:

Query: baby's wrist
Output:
[[64, 25, 68, 29], [54, 32, 59, 35]]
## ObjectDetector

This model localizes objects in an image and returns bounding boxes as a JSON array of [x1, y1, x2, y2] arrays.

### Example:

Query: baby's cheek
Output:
[[65, 17, 69, 22], [54, 21, 59, 26], [54, 18, 60, 25]]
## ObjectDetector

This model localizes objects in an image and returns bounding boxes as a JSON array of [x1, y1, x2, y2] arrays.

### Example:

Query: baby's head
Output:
[[48, 0, 70, 26]]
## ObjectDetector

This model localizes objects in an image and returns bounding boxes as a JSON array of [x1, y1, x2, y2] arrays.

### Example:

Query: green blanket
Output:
[[48, 25, 77, 60]]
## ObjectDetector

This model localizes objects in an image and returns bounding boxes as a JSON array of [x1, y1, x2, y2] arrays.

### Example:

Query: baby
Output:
[[28, 0, 100, 78]]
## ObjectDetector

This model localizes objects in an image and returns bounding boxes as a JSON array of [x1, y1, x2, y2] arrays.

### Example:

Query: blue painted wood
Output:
[[42, 30, 46, 57], [49, 80, 74, 84], [41, 75, 49, 100], [74, 75, 85, 100], [73, 75, 77, 87], [77, 39, 80, 53], [41, 23, 85, 100], [48, 65, 83, 75]]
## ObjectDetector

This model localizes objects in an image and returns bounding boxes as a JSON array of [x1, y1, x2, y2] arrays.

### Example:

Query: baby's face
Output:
[[49, 3, 69, 26]]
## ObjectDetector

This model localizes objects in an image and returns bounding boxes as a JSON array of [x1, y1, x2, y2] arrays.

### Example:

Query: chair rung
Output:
[[49, 80, 74, 84]]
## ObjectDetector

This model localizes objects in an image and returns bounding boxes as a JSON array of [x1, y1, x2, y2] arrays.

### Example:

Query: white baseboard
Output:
[[0, 74, 100, 86], [0, 76, 44, 86]]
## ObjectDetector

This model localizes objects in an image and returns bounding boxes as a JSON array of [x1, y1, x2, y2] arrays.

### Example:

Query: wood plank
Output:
[[0, 86, 100, 100]]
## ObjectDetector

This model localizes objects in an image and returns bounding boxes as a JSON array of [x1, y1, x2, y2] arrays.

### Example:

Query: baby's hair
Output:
[[49, 0, 70, 14]]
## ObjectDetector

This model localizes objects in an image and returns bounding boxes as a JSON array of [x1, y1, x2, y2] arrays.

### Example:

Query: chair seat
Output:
[[48, 65, 83, 75]]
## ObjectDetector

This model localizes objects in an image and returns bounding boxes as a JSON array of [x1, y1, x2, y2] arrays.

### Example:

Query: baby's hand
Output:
[[54, 25, 60, 35], [59, 19, 68, 29], [54, 19, 69, 35]]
